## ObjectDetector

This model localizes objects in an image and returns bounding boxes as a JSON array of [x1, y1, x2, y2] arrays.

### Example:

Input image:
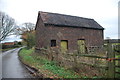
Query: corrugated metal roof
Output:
[[39, 11, 104, 30]]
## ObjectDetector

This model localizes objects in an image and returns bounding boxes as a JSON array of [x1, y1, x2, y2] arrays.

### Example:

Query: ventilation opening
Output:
[[51, 40, 56, 47]]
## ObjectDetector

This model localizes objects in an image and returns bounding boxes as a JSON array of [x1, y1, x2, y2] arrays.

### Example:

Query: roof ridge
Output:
[[39, 11, 93, 20]]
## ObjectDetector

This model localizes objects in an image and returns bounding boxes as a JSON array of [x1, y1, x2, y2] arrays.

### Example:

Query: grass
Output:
[[19, 48, 80, 78], [19, 48, 35, 65], [41, 60, 79, 78]]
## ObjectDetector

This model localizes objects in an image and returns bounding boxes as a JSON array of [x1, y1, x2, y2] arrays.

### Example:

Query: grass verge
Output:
[[0, 47, 17, 53], [19, 48, 81, 78]]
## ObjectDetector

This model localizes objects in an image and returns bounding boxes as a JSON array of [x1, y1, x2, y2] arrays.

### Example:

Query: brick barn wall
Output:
[[35, 14, 47, 49], [36, 22, 104, 52]]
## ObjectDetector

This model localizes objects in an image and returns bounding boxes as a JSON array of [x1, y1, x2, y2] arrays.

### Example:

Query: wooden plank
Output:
[[115, 66, 120, 68], [77, 54, 108, 59], [79, 62, 108, 69], [116, 71, 120, 74], [67, 53, 107, 59]]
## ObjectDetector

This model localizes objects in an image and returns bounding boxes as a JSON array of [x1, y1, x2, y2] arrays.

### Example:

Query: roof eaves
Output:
[[44, 23, 104, 30]]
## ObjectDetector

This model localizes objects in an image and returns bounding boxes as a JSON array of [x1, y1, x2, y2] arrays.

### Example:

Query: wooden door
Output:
[[61, 40, 68, 52], [77, 39, 85, 53]]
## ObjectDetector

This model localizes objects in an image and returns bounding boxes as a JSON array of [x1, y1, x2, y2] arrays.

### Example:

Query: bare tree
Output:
[[22, 23, 35, 31], [0, 11, 16, 42], [15, 22, 35, 35]]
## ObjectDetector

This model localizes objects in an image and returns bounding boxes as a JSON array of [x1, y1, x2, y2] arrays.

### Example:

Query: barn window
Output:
[[51, 40, 56, 47]]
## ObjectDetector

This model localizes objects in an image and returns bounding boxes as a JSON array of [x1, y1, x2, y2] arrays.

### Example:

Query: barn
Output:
[[35, 11, 104, 53]]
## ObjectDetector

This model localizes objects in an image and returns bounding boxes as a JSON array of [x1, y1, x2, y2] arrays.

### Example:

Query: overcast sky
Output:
[[0, 0, 119, 42]]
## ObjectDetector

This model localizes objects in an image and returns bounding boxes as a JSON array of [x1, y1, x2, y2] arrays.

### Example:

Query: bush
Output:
[[19, 48, 80, 78]]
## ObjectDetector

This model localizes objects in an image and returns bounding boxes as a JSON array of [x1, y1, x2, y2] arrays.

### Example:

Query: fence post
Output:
[[118, 54, 120, 67], [107, 40, 115, 78], [117, 45, 120, 67]]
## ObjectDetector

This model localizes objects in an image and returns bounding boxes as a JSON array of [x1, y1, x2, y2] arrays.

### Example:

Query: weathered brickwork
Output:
[[35, 11, 104, 52]]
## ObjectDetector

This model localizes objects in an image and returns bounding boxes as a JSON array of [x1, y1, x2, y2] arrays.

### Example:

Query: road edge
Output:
[[17, 48, 43, 78]]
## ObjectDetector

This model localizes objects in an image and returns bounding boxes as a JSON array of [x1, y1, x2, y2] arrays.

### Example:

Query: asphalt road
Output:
[[2, 48, 33, 78]]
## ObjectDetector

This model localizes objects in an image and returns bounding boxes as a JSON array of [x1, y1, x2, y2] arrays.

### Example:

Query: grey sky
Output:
[[0, 0, 119, 42]]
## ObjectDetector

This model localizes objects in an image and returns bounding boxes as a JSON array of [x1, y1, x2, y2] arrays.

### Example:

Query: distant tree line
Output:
[[0, 11, 35, 49], [2, 41, 22, 49]]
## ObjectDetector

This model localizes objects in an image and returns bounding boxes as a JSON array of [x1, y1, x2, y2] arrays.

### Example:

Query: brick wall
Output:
[[35, 17, 104, 52]]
